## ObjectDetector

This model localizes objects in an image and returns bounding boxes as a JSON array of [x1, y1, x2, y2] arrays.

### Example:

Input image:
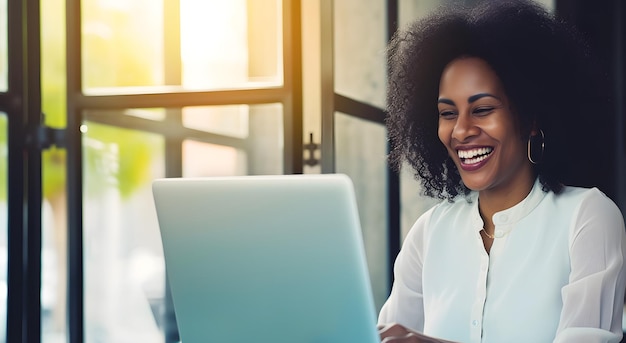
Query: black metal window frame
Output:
[[65, 1, 302, 341], [319, 0, 401, 290], [4, 0, 45, 342], [1, 0, 409, 342]]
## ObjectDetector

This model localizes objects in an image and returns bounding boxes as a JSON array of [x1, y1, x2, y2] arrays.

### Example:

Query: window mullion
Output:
[[6, 0, 27, 341], [24, 0, 44, 340], [65, 0, 84, 341]]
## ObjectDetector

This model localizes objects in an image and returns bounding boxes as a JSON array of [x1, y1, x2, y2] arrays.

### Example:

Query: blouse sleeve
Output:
[[555, 189, 626, 343], [377, 207, 435, 333]]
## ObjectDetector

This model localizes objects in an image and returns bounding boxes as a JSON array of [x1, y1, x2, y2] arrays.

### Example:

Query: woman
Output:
[[378, 1, 626, 342]]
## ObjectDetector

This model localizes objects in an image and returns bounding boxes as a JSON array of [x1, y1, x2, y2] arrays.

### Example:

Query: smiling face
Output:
[[437, 57, 534, 195]]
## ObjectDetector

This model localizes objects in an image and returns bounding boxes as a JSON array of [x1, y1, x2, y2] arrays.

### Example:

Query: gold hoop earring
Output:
[[527, 129, 545, 164]]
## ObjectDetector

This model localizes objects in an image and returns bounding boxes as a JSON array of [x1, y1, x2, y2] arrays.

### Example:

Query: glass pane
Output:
[[399, 164, 439, 240], [82, 122, 166, 342], [0, 114, 6, 343], [183, 140, 247, 177], [82, 0, 283, 93], [41, 146, 68, 343], [398, 0, 554, 29], [398, 0, 443, 28], [41, 0, 68, 339], [300, 0, 322, 174], [0, 0, 6, 92], [183, 103, 284, 176], [183, 105, 249, 138], [181, 0, 283, 89], [82, 0, 165, 91], [334, 0, 386, 109], [42, 0, 67, 129], [334, 112, 388, 311]]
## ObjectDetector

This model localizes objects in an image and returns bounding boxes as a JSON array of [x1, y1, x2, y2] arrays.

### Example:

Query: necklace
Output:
[[481, 229, 495, 239]]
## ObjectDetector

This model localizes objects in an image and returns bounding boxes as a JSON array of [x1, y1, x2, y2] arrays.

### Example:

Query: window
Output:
[[71, 1, 299, 341]]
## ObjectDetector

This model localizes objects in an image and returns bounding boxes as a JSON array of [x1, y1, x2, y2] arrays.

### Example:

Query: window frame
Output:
[[319, 0, 400, 292], [65, 0, 302, 341], [1, 0, 409, 342], [4, 0, 46, 342]]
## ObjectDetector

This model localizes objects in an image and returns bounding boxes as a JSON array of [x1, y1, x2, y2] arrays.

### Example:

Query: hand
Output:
[[378, 323, 424, 343], [378, 323, 455, 343]]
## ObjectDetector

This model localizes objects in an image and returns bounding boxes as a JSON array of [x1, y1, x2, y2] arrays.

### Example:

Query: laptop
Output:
[[152, 174, 380, 343]]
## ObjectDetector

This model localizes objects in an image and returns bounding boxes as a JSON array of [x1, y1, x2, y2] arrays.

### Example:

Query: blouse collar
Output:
[[471, 178, 547, 237]]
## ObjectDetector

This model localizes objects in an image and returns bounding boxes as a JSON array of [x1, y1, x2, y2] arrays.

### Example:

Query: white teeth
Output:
[[464, 154, 489, 164], [457, 147, 493, 161]]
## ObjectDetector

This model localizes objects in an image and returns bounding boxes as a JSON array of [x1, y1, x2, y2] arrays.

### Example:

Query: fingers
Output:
[[381, 332, 424, 343], [379, 323, 411, 339], [378, 323, 437, 343]]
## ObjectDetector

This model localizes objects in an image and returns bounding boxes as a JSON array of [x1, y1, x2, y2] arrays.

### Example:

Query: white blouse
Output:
[[378, 180, 626, 343]]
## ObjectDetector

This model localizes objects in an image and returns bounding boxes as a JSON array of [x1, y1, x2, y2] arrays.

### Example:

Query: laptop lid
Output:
[[152, 174, 380, 343]]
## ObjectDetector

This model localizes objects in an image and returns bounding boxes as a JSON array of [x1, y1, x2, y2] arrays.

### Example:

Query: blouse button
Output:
[[472, 320, 479, 327], [495, 230, 505, 238]]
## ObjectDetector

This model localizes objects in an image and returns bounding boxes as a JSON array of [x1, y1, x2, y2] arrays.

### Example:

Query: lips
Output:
[[457, 147, 494, 171]]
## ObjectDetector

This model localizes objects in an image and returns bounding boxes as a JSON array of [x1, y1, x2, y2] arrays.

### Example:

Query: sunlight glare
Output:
[[180, 0, 248, 89]]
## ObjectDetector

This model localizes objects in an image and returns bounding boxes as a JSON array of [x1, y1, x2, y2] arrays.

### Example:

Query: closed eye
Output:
[[439, 110, 457, 119], [473, 107, 494, 116]]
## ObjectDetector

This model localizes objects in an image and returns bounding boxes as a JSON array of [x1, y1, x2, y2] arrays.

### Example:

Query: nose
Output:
[[451, 113, 480, 142]]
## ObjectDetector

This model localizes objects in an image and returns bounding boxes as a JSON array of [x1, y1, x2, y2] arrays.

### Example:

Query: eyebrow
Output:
[[468, 93, 500, 103], [437, 98, 455, 105], [438, 93, 501, 106]]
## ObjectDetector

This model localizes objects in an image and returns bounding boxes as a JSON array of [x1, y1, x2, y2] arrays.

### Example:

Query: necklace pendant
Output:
[[481, 229, 495, 239]]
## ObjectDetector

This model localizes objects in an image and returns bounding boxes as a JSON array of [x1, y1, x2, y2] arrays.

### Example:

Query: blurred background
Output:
[[0, 0, 623, 342]]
